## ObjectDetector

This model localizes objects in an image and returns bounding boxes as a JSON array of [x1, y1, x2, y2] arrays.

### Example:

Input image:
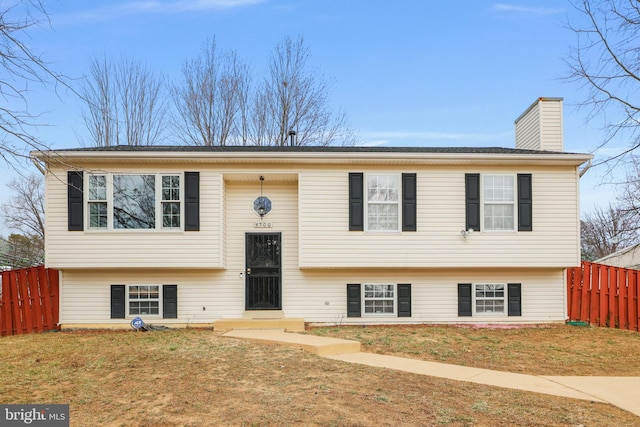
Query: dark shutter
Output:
[[458, 283, 472, 317], [517, 174, 532, 232], [508, 283, 522, 316], [111, 285, 126, 319], [397, 284, 412, 317], [402, 173, 417, 232], [184, 172, 200, 231], [465, 174, 480, 232], [349, 173, 364, 231], [68, 171, 84, 231], [163, 285, 178, 319], [347, 284, 361, 317]]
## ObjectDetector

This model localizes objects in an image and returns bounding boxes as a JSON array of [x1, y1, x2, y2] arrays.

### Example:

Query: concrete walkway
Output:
[[223, 329, 640, 418]]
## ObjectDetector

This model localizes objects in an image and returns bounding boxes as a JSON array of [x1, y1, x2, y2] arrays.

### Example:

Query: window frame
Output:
[[86, 172, 184, 231], [88, 174, 108, 228], [481, 174, 517, 232], [473, 283, 507, 316], [126, 284, 162, 317], [364, 173, 401, 233], [362, 283, 397, 316]]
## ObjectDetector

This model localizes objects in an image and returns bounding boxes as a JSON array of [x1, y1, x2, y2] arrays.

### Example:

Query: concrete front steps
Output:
[[213, 311, 305, 332]]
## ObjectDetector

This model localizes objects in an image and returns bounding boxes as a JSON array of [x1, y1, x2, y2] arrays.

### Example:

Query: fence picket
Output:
[[580, 262, 591, 321], [619, 269, 628, 330], [590, 262, 600, 325]]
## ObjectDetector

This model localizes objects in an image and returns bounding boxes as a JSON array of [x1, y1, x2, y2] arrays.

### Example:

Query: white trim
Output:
[[481, 174, 517, 232], [126, 284, 162, 318], [85, 172, 185, 232], [472, 283, 507, 316], [362, 283, 397, 316], [364, 173, 401, 233]]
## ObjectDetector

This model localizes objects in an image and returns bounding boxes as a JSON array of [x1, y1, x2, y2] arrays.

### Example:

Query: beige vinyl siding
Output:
[[299, 166, 581, 268], [59, 267, 565, 325], [539, 100, 563, 151], [60, 181, 302, 325], [515, 98, 563, 152], [515, 101, 541, 151], [44, 167, 223, 269], [288, 268, 566, 324]]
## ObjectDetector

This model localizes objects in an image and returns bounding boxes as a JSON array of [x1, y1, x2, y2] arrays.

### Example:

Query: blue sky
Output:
[[4, 0, 625, 217]]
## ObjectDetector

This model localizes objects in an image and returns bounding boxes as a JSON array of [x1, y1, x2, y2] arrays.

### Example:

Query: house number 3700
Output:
[[254, 222, 273, 228]]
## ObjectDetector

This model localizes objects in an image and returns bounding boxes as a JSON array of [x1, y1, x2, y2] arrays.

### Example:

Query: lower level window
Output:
[[475, 284, 505, 314], [364, 284, 395, 315], [128, 285, 160, 316]]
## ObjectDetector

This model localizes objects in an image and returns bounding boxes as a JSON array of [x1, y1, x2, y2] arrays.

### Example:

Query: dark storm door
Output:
[[245, 232, 282, 310]]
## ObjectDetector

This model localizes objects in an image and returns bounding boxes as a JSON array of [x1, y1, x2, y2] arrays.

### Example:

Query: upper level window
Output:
[[483, 175, 515, 231], [114, 175, 156, 229], [88, 173, 181, 231], [366, 174, 400, 232], [162, 176, 181, 228], [88, 175, 107, 228]]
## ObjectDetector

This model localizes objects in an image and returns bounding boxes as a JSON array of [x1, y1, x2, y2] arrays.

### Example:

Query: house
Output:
[[31, 97, 592, 330], [595, 244, 640, 270]]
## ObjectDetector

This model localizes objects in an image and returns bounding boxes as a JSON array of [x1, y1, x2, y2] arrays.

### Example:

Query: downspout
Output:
[[578, 159, 592, 178], [31, 156, 46, 175]]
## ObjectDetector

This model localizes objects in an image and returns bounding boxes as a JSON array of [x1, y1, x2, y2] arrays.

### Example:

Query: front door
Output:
[[245, 232, 282, 310]]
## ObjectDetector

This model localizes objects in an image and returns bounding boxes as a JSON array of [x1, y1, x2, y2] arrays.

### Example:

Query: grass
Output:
[[0, 325, 637, 426], [306, 323, 640, 376]]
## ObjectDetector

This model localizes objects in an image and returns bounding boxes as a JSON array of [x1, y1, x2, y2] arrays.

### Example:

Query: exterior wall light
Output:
[[461, 228, 474, 239]]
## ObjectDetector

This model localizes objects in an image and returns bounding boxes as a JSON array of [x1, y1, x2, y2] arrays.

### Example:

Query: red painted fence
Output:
[[0, 266, 59, 337], [567, 261, 640, 332]]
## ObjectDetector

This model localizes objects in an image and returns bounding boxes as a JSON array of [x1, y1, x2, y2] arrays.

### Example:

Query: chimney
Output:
[[514, 97, 563, 152]]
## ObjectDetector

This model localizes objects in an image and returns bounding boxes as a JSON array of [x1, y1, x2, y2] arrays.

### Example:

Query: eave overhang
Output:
[[31, 147, 594, 168]]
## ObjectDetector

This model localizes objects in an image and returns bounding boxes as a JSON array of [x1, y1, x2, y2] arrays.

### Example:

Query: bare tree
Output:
[[81, 57, 119, 147], [81, 56, 167, 146], [1, 173, 44, 240], [581, 204, 640, 260], [566, 0, 640, 161], [255, 36, 356, 146], [172, 39, 250, 146], [0, 1, 69, 160], [0, 234, 43, 268]]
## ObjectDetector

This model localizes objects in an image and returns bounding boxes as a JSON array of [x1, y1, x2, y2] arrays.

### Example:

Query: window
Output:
[[162, 175, 181, 228], [363, 284, 395, 315], [366, 174, 400, 231], [88, 175, 107, 228], [87, 173, 182, 230], [474, 284, 505, 314], [111, 284, 177, 319], [114, 175, 156, 229], [483, 175, 515, 231], [128, 285, 160, 316]]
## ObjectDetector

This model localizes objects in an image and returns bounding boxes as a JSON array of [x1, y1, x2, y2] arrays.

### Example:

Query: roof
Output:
[[594, 243, 640, 269], [34, 144, 581, 155], [31, 145, 593, 168]]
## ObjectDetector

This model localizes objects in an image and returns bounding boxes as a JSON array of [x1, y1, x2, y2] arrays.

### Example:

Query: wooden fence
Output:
[[567, 261, 640, 332], [0, 266, 59, 337]]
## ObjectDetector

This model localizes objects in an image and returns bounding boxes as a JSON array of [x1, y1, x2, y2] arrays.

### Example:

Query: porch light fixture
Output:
[[461, 228, 474, 239], [253, 176, 272, 218]]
